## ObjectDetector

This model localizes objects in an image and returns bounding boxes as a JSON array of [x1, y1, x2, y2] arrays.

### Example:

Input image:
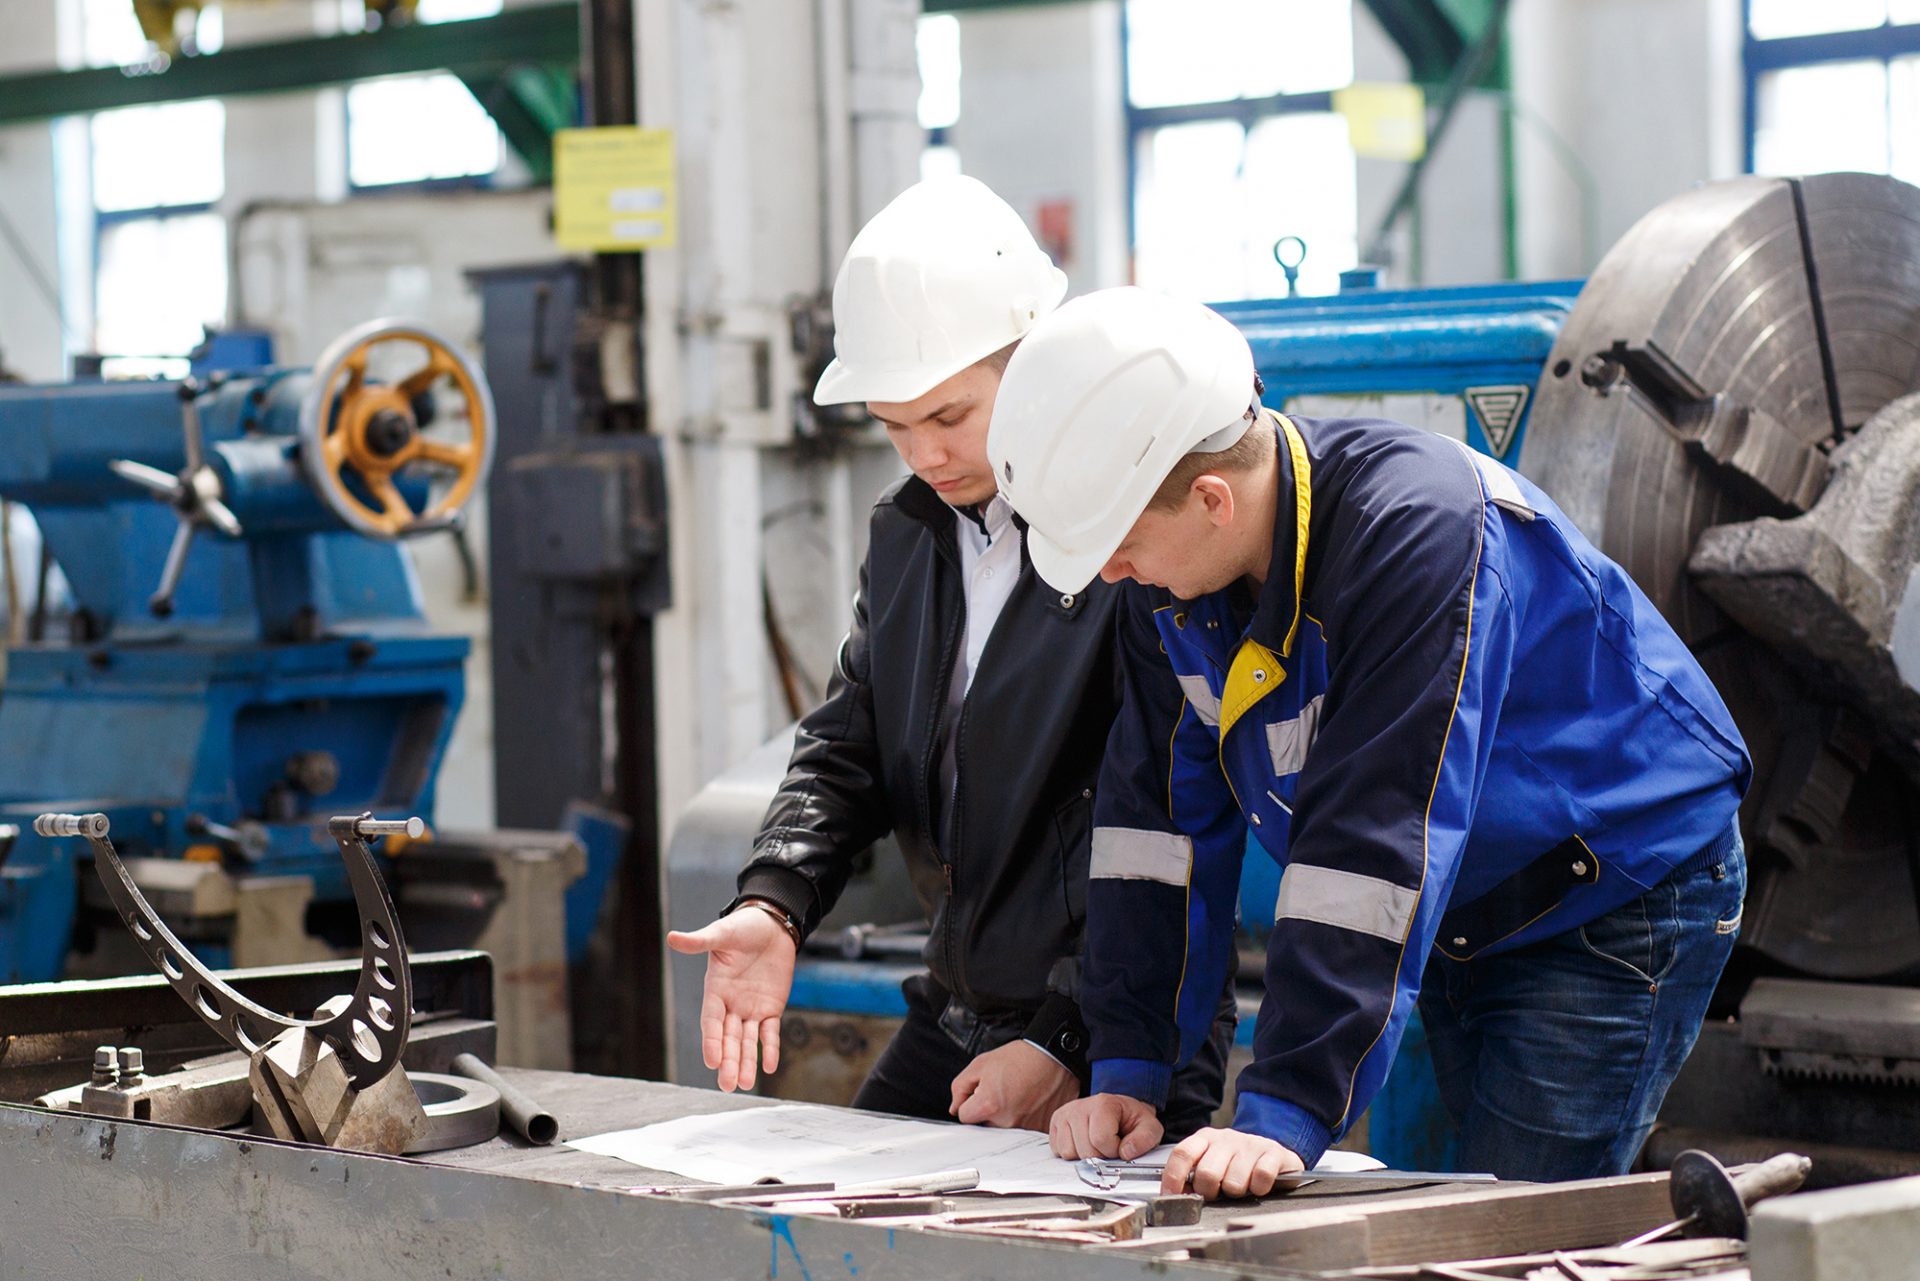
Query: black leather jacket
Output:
[[734, 474, 1120, 1054]]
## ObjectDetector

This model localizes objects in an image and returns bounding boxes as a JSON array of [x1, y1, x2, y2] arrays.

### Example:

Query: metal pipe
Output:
[[1645, 1126, 1920, 1191], [450, 1053, 559, 1146], [355, 817, 426, 839]]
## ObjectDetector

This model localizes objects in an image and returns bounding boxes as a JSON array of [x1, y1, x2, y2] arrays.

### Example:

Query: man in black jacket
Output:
[[667, 176, 1234, 1134]]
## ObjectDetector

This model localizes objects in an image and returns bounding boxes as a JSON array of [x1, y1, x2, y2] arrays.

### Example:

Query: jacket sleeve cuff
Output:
[[1231, 1092, 1333, 1168], [1091, 1058, 1172, 1108], [1021, 993, 1090, 1079], [730, 866, 820, 940]]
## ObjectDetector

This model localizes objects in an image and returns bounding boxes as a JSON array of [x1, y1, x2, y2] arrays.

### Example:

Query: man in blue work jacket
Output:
[[987, 287, 1750, 1199]]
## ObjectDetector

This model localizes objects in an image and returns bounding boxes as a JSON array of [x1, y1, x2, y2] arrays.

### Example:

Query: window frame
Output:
[[1119, 3, 1356, 292], [341, 73, 507, 196], [1743, 0, 1920, 173]]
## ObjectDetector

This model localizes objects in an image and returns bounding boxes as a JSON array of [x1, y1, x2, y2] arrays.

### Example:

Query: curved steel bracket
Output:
[[35, 811, 416, 1090]]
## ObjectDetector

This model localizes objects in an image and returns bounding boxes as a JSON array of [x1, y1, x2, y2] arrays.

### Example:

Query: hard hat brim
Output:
[[1022, 520, 1124, 599], [813, 352, 983, 408]]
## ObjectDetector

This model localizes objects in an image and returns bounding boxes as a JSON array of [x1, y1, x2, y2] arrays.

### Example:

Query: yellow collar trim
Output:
[[1213, 412, 1312, 741], [1275, 411, 1311, 659], [1219, 638, 1286, 739]]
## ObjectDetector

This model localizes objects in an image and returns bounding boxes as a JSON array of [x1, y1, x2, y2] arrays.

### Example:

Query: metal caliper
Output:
[[33, 810, 495, 1153]]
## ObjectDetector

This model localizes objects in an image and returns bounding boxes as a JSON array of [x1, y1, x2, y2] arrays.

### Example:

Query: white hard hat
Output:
[[987, 287, 1258, 595], [813, 175, 1069, 406]]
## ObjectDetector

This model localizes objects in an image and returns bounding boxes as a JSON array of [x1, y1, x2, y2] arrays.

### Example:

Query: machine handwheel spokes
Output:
[[299, 320, 496, 539]]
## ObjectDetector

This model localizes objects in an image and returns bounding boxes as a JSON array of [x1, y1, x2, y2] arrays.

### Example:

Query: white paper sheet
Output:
[[569, 1103, 1383, 1199]]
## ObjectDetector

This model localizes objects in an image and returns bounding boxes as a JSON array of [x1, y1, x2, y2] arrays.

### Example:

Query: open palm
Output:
[[666, 908, 797, 1091]]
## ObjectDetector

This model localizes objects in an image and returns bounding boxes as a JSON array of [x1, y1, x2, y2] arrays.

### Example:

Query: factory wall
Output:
[[936, 0, 1740, 293], [0, 0, 1752, 844]]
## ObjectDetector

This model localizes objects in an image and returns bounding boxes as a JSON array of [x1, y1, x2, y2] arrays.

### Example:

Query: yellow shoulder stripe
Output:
[[1275, 411, 1311, 659]]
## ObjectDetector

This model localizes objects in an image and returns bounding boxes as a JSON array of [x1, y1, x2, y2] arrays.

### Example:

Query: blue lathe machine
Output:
[[669, 173, 1920, 1181], [0, 321, 493, 981]]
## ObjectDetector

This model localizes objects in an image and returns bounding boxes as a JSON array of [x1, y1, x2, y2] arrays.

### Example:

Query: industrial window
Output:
[[918, 13, 962, 181], [1125, 0, 1358, 299], [1746, 2, 1920, 183], [83, 0, 227, 377], [343, 0, 506, 189]]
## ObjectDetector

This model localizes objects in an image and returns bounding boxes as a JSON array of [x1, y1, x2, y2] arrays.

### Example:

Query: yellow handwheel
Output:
[[298, 319, 496, 539]]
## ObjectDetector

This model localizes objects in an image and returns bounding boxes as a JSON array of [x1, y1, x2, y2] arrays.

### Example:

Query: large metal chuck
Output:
[[1523, 173, 1920, 979]]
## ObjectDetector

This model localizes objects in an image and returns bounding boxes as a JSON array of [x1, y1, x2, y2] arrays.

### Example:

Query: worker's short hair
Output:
[[1148, 411, 1275, 511], [974, 339, 1021, 375]]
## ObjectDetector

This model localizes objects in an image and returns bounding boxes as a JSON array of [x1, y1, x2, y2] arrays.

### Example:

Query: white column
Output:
[[950, 1, 1128, 290], [1510, 0, 1743, 279], [0, 0, 69, 381]]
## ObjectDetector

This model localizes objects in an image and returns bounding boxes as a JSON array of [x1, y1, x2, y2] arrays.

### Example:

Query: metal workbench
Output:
[[0, 1067, 1703, 1280]]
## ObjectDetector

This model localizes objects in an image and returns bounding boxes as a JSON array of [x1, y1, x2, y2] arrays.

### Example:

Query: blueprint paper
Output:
[[570, 1103, 1382, 1199]]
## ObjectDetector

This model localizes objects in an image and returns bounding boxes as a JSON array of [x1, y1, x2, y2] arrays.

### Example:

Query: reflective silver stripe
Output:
[[1177, 673, 1221, 727], [1274, 864, 1420, 943], [1451, 438, 1536, 521], [1091, 827, 1193, 886], [1265, 694, 1323, 777]]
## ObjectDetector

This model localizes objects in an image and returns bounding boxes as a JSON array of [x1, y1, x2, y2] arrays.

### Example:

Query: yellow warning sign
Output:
[[1333, 83, 1426, 162], [554, 127, 676, 252]]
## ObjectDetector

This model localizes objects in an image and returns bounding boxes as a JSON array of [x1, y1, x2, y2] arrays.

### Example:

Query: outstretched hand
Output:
[[665, 906, 797, 1091]]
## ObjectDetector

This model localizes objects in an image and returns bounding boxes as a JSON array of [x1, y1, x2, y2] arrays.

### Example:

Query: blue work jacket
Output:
[[1085, 411, 1750, 1166]]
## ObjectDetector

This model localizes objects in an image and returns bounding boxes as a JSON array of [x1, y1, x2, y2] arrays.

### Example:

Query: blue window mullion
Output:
[[1744, 15, 1920, 175]]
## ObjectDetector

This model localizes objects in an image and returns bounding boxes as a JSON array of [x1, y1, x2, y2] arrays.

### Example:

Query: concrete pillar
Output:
[[0, 0, 67, 381], [950, 1, 1128, 291], [1510, 0, 1743, 279], [646, 0, 920, 835]]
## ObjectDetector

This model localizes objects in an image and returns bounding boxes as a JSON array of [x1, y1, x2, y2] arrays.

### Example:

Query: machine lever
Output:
[[150, 520, 196, 618], [109, 380, 246, 618], [107, 458, 183, 501]]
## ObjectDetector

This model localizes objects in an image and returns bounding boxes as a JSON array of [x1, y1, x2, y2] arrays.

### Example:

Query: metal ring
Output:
[[41, 811, 414, 1090], [404, 1072, 502, 1154]]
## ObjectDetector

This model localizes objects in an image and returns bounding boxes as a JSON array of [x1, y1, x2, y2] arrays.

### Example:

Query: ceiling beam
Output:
[[0, 3, 579, 126]]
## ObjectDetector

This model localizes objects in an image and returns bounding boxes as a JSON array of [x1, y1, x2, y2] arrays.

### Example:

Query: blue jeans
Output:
[[1416, 822, 1746, 1180]]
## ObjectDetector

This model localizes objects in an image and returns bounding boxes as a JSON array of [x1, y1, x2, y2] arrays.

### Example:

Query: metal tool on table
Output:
[[1076, 1156, 1498, 1194], [32, 810, 482, 1155], [635, 1167, 1199, 1240], [451, 1052, 558, 1145], [1618, 1149, 1812, 1247]]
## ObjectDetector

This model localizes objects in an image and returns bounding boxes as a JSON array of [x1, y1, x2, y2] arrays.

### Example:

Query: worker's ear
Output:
[[1192, 474, 1236, 527]]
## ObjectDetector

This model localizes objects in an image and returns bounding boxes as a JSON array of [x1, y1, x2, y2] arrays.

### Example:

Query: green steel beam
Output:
[[460, 64, 575, 183], [0, 2, 580, 126], [1359, 0, 1466, 83]]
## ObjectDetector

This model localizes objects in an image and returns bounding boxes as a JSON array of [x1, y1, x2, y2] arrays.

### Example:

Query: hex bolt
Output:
[[355, 817, 425, 839], [91, 1046, 119, 1087], [116, 1047, 145, 1080]]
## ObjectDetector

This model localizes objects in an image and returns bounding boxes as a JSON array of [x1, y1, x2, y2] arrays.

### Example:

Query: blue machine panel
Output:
[[1218, 279, 1581, 465], [0, 351, 471, 981]]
